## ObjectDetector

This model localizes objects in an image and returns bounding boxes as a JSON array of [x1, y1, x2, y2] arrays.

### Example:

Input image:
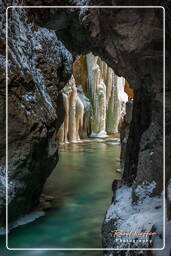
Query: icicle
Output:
[[76, 95, 84, 141], [68, 75, 77, 143], [62, 92, 69, 143], [106, 67, 113, 108]]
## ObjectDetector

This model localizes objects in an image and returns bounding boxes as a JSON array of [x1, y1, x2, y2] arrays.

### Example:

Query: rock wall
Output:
[[0, 1, 73, 223]]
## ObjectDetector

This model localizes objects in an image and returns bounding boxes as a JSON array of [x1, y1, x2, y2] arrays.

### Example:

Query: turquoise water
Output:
[[0, 140, 121, 256]]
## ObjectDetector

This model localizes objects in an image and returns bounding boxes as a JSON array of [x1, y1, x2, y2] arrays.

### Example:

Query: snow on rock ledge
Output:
[[102, 181, 163, 250]]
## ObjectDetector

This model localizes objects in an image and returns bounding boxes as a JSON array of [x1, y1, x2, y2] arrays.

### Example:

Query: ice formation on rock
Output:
[[57, 75, 87, 143], [87, 53, 128, 138], [57, 53, 130, 143]]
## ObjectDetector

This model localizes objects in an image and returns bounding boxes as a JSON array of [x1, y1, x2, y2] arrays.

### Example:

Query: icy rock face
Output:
[[87, 54, 107, 136], [57, 53, 128, 143], [57, 75, 85, 143], [167, 179, 171, 220], [77, 85, 92, 137], [0, 1, 73, 223], [102, 181, 163, 251], [86, 53, 128, 138]]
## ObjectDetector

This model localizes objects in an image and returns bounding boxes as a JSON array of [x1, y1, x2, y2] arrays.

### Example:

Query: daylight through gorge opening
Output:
[[42, 52, 133, 210], [39, 53, 134, 249], [56, 53, 133, 144], [42, 52, 133, 204]]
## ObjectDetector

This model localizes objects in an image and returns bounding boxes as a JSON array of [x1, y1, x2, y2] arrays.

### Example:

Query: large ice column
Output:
[[86, 53, 97, 100], [67, 75, 85, 143], [91, 78, 107, 137], [106, 72, 118, 134], [57, 75, 86, 143], [98, 59, 108, 85], [117, 76, 128, 129], [117, 76, 128, 103], [105, 67, 113, 107], [77, 85, 92, 138], [57, 91, 70, 144], [76, 95, 84, 141], [68, 76, 77, 142], [87, 54, 107, 137], [86, 53, 128, 136], [63, 92, 69, 143], [106, 75, 128, 134]]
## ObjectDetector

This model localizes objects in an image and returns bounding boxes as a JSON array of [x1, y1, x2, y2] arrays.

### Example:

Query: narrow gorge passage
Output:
[[0, 2, 169, 254], [2, 53, 129, 250]]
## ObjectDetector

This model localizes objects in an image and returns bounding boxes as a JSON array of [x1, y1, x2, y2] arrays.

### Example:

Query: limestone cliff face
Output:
[[0, 1, 73, 223], [57, 53, 128, 143]]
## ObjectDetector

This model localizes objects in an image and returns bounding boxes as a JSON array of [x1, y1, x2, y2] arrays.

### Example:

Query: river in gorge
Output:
[[0, 139, 121, 256]]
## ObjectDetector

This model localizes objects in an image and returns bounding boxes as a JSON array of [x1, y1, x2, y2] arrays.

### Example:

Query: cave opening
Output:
[[3, 4, 166, 252]]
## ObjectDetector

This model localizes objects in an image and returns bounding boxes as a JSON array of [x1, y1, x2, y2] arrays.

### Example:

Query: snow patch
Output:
[[105, 181, 163, 248], [9, 211, 45, 231], [0, 227, 5, 235], [90, 131, 108, 138], [0, 166, 6, 187], [135, 181, 156, 201], [0, 211, 45, 236], [105, 141, 120, 145], [167, 179, 171, 202], [22, 93, 36, 101]]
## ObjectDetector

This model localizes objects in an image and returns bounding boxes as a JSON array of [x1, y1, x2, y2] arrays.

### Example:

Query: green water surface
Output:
[[0, 140, 121, 256]]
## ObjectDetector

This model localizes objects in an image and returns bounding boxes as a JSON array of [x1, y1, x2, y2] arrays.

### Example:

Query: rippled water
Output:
[[0, 140, 121, 256]]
